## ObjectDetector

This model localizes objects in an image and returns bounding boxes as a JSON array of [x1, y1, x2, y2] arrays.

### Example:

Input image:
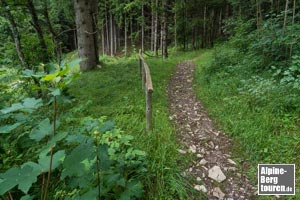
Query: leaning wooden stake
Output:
[[139, 49, 153, 131]]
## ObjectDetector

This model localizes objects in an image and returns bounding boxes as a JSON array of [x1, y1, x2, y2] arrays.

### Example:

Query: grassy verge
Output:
[[68, 50, 204, 199], [193, 48, 300, 199]]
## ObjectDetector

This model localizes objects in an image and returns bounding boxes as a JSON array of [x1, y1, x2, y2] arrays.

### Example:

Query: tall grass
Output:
[[68, 50, 205, 199], [194, 48, 300, 199]]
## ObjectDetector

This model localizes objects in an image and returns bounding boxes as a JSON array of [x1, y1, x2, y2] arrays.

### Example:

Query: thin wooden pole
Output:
[[146, 90, 153, 131]]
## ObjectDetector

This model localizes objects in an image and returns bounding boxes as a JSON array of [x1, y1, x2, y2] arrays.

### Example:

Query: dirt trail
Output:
[[168, 60, 255, 199]]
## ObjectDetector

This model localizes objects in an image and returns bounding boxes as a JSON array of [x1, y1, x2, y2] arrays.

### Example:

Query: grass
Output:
[[68, 50, 205, 199], [193, 48, 300, 199]]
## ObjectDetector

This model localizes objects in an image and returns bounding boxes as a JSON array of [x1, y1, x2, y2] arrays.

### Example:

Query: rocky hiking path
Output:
[[168, 60, 255, 199]]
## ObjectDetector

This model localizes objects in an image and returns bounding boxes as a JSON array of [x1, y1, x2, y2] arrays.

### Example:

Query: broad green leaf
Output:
[[22, 98, 42, 110], [18, 164, 40, 193], [0, 103, 23, 114], [62, 141, 94, 178], [48, 131, 68, 146], [0, 167, 19, 195], [68, 58, 81, 69], [30, 118, 52, 141], [0, 98, 42, 114], [0, 122, 22, 134], [79, 188, 97, 200], [98, 144, 112, 171], [118, 180, 144, 200], [51, 88, 61, 97], [20, 195, 33, 200], [99, 121, 115, 133], [38, 150, 65, 172], [42, 72, 58, 81]]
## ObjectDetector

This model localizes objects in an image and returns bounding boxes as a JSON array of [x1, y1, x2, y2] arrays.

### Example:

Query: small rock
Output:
[[208, 166, 226, 183], [196, 154, 203, 158], [213, 131, 220, 136], [212, 187, 225, 199], [199, 159, 208, 165], [208, 141, 214, 148], [228, 167, 237, 171], [215, 145, 219, 150], [228, 159, 237, 165], [194, 185, 207, 193], [196, 177, 202, 182], [189, 167, 193, 172], [178, 149, 187, 154], [189, 145, 197, 153]]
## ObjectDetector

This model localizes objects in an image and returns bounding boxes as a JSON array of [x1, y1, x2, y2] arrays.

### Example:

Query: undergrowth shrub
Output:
[[0, 60, 147, 200]]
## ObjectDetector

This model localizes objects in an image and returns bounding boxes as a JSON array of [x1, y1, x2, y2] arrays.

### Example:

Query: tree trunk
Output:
[[124, 14, 128, 56], [289, 0, 295, 57], [151, 0, 154, 51], [110, 11, 114, 56], [202, 5, 207, 48], [154, 0, 158, 56], [102, 20, 105, 55], [43, 1, 62, 66], [27, 0, 49, 66], [162, 0, 168, 59], [114, 20, 117, 54], [105, 0, 110, 54], [210, 9, 215, 47], [174, 1, 177, 50], [283, 0, 289, 29], [74, 0, 99, 71], [130, 16, 133, 47], [218, 9, 222, 36], [1, 0, 27, 68], [141, 0, 144, 52], [91, 0, 99, 64]]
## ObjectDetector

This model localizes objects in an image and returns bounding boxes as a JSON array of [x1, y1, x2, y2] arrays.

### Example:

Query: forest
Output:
[[0, 0, 300, 199]]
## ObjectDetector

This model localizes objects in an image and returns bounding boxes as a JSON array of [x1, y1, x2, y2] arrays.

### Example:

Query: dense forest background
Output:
[[0, 0, 300, 199]]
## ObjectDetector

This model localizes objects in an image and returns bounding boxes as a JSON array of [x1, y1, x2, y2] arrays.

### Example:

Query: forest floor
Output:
[[168, 59, 256, 199]]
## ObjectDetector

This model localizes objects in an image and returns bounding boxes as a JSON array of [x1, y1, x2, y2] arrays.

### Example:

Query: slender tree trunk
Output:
[[256, 0, 260, 29], [27, 0, 49, 67], [154, 0, 158, 56], [218, 9, 222, 36], [110, 11, 114, 56], [174, 1, 177, 50], [102, 20, 105, 55], [162, 0, 168, 59], [183, 0, 187, 50], [151, 0, 154, 51], [43, 1, 62, 65], [289, 0, 295, 57], [141, 0, 144, 52], [202, 5, 207, 48], [1, 0, 27, 68], [210, 9, 215, 47], [105, 0, 110, 54], [283, 0, 289, 29], [130, 16, 133, 47], [113, 19, 117, 54], [124, 14, 128, 56], [74, 0, 99, 71], [91, 0, 99, 64]]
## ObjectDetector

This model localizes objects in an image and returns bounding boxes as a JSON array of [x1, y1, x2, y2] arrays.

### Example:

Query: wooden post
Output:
[[139, 49, 153, 132], [146, 90, 153, 131]]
